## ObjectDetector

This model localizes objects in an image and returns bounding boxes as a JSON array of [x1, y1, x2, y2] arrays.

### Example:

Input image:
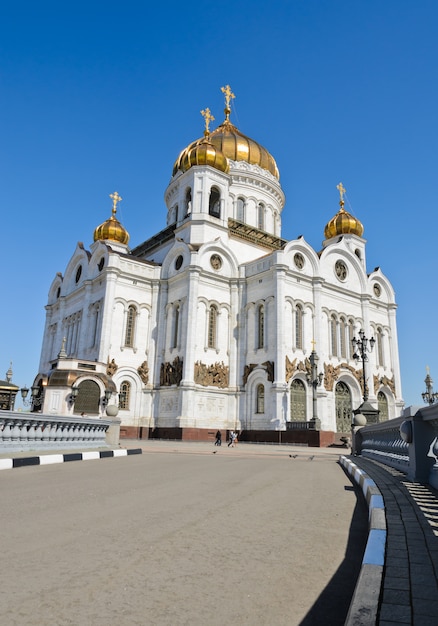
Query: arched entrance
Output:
[[73, 380, 100, 415], [290, 379, 306, 421], [335, 381, 352, 433]]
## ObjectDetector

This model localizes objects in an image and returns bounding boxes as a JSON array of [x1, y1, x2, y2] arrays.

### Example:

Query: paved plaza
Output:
[[0, 441, 367, 625]]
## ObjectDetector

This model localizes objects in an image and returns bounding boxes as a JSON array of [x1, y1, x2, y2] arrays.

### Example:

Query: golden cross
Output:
[[337, 182, 346, 201], [109, 191, 122, 215], [221, 84, 235, 121], [311, 339, 316, 351], [221, 84, 235, 109], [200, 108, 215, 135]]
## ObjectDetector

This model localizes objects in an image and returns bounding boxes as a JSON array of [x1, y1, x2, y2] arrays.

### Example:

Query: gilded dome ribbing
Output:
[[173, 136, 229, 175], [324, 183, 364, 239], [93, 192, 130, 245]]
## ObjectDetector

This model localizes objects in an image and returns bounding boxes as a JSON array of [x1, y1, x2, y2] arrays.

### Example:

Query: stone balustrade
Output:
[[355, 405, 438, 489], [0, 411, 113, 452]]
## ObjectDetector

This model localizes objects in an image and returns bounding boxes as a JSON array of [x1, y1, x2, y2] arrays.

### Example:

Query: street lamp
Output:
[[352, 329, 375, 402], [422, 367, 438, 405], [20, 385, 45, 409], [306, 346, 324, 428]]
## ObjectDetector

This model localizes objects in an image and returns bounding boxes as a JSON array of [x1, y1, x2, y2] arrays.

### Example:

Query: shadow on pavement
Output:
[[299, 479, 368, 625]]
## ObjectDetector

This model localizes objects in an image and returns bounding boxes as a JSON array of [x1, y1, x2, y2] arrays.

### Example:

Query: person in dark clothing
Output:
[[215, 430, 222, 446]]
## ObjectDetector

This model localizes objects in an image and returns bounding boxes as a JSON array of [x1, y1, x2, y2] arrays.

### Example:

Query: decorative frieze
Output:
[[375, 373, 396, 395], [323, 362, 361, 391], [160, 357, 183, 386], [194, 361, 229, 388]]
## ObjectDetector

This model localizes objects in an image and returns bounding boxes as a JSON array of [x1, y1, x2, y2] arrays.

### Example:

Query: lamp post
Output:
[[306, 347, 324, 429], [422, 367, 438, 405], [20, 384, 46, 410], [352, 329, 375, 402]]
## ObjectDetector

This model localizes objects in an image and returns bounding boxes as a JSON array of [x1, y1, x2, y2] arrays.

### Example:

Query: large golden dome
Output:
[[324, 183, 364, 239], [93, 192, 129, 245], [172, 86, 280, 179]]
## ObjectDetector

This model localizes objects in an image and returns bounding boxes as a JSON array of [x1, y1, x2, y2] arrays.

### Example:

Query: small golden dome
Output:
[[93, 192, 130, 245], [173, 136, 229, 176], [172, 87, 279, 179], [324, 183, 364, 239]]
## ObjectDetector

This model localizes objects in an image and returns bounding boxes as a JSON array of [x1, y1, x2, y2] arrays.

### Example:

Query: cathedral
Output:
[[32, 85, 404, 442]]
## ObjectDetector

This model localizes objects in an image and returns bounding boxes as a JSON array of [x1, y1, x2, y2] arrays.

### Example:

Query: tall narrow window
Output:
[[125, 305, 136, 347], [376, 327, 384, 366], [257, 203, 265, 230], [236, 197, 245, 222], [171, 305, 180, 349], [119, 381, 131, 410], [295, 304, 303, 349], [331, 315, 338, 357], [185, 188, 192, 217], [257, 304, 264, 349], [340, 317, 347, 358], [208, 305, 218, 349], [348, 319, 355, 360], [209, 186, 221, 217], [256, 384, 265, 413]]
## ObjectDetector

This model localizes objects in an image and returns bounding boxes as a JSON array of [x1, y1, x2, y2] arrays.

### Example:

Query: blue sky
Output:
[[1, 0, 437, 409]]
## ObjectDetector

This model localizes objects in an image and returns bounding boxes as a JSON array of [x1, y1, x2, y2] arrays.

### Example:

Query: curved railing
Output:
[[358, 415, 409, 471]]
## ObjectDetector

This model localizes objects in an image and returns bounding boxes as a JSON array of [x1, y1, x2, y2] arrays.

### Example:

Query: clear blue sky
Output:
[[1, 0, 437, 409]]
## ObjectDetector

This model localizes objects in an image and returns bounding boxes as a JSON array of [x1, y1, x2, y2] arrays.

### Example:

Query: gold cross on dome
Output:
[[109, 191, 122, 215], [337, 182, 346, 201], [221, 84, 235, 109], [200, 108, 215, 135]]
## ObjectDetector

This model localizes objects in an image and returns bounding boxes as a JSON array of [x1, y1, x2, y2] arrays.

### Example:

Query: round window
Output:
[[175, 255, 183, 270]]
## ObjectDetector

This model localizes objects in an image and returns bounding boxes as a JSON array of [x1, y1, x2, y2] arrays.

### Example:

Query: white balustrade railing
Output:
[[0, 411, 112, 451]]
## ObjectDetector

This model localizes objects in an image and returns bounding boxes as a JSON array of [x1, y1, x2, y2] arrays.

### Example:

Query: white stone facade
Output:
[[33, 120, 404, 437]]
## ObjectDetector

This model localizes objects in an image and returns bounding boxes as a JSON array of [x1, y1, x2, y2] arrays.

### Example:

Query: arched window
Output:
[[125, 305, 136, 348], [340, 317, 347, 358], [295, 304, 303, 350], [171, 304, 180, 349], [335, 381, 352, 433], [331, 315, 338, 357], [257, 304, 264, 349], [185, 188, 192, 217], [119, 381, 131, 410], [208, 305, 218, 349], [257, 203, 265, 230], [209, 186, 221, 217], [376, 327, 384, 366], [290, 379, 306, 421], [377, 391, 388, 421], [236, 197, 245, 222], [256, 384, 265, 413]]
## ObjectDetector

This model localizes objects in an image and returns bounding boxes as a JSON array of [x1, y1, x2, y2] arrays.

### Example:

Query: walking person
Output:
[[214, 430, 222, 446], [228, 431, 236, 447]]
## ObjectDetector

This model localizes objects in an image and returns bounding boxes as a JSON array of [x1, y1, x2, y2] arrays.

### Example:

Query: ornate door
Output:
[[335, 381, 352, 433], [290, 379, 306, 421]]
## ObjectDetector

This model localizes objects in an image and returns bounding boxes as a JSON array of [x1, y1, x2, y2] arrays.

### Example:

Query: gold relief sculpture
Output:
[[107, 357, 118, 377], [160, 356, 183, 387], [137, 361, 149, 385], [285, 356, 297, 382], [262, 361, 275, 382], [243, 363, 257, 386], [323, 362, 362, 391], [375, 374, 395, 395], [194, 361, 229, 388]]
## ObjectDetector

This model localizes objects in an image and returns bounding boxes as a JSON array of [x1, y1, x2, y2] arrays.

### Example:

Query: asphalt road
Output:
[[0, 442, 367, 625]]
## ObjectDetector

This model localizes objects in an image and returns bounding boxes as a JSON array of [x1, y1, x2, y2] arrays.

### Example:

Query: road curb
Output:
[[0, 448, 142, 470], [339, 455, 386, 626]]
